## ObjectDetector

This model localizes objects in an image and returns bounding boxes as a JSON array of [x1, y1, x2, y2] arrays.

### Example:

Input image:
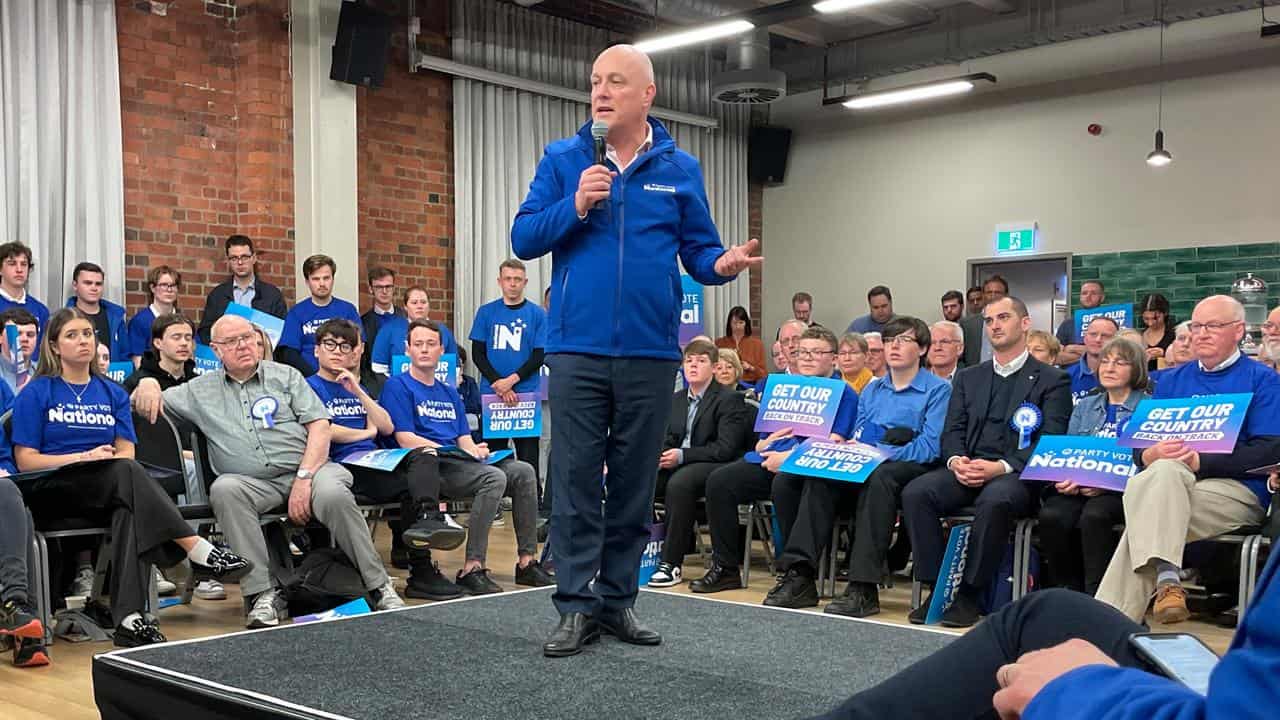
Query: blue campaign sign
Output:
[[392, 353, 458, 386], [777, 439, 889, 484], [481, 392, 542, 438], [293, 597, 371, 624], [340, 448, 413, 472], [679, 274, 703, 346], [754, 374, 847, 437], [925, 523, 973, 625], [225, 302, 284, 349], [105, 361, 134, 384], [193, 344, 221, 375], [1075, 303, 1133, 337], [1117, 392, 1252, 454], [1022, 435, 1137, 492]]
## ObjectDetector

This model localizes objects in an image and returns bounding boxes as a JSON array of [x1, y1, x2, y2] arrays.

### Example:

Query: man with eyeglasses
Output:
[[359, 267, 402, 386], [864, 332, 887, 378], [197, 235, 289, 345], [1095, 295, 1280, 624], [903, 295, 1071, 627], [928, 321, 964, 382], [0, 241, 50, 340], [130, 314, 406, 627], [1067, 317, 1118, 403]]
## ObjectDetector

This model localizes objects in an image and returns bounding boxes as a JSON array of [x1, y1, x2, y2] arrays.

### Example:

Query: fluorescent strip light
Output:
[[633, 19, 754, 54], [813, 0, 887, 13], [843, 80, 974, 109]]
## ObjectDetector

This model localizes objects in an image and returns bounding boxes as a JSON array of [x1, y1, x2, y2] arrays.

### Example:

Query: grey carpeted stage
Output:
[[94, 588, 957, 720]]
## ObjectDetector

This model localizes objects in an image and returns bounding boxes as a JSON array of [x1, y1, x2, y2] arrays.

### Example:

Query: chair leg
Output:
[[1238, 536, 1254, 612], [33, 530, 52, 645], [741, 504, 754, 588], [911, 579, 922, 610]]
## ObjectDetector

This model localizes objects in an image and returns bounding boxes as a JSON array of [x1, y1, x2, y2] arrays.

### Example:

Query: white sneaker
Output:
[[647, 562, 682, 588], [69, 566, 95, 598], [194, 579, 227, 601], [374, 578, 406, 611], [246, 589, 285, 629], [154, 569, 177, 596]]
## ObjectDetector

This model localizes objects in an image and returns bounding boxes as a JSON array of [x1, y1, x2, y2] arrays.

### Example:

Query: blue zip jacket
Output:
[[511, 117, 729, 361], [64, 296, 129, 360], [1025, 532, 1279, 720]]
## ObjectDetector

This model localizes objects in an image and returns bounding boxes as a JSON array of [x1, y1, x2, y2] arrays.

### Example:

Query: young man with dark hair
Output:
[[197, 234, 289, 344], [360, 267, 402, 384], [0, 242, 49, 338], [940, 290, 964, 322], [124, 314, 198, 392], [847, 286, 894, 335], [278, 254, 362, 376], [127, 265, 181, 367], [965, 286, 984, 317], [0, 307, 39, 392], [65, 262, 128, 359]]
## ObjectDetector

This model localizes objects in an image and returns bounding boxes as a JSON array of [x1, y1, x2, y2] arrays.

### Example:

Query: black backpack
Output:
[[278, 547, 372, 616]]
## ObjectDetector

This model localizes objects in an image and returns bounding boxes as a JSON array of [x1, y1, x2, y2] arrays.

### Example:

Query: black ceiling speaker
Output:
[[330, 1, 392, 89], [748, 126, 791, 185]]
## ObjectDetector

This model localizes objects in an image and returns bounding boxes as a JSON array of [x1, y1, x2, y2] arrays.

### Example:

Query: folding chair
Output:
[[741, 500, 778, 587]]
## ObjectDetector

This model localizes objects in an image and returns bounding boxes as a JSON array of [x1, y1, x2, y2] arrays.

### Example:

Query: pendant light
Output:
[[1146, 8, 1173, 167]]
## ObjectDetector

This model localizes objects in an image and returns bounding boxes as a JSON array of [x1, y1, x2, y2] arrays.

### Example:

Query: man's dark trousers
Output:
[[547, 353, 676, 616]]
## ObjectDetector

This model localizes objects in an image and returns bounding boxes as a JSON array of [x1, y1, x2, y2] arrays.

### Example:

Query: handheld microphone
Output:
[[591, 119, 609, 166]]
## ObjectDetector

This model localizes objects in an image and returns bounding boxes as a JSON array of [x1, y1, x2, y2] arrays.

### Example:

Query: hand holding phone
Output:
[[1129, 632, 1220, 696]]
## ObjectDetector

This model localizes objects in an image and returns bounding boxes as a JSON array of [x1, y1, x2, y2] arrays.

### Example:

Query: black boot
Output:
[[825, 581, 880, 618]]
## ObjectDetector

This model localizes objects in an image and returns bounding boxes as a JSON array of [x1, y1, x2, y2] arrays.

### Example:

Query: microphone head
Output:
[[591, 120, 610, 140]]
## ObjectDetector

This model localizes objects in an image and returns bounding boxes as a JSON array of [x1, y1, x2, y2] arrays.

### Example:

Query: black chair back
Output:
[[132, 411, 188, 498], [188, 426, 219, 496]]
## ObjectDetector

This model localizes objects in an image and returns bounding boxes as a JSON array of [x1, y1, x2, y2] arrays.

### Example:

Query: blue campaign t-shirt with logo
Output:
[[11, 375, 137, 454], [370, 315, 458, 375], [1067, 357, 1099, 403], [279, 297, 363, 373], [305, 375, 376, 461], [468, 299, 546, 394], [1098, 403, 1123, 438], [379, 372, 469, 446]]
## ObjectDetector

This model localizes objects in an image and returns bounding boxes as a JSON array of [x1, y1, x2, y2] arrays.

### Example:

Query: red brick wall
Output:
[[118, 0, 295, 314]]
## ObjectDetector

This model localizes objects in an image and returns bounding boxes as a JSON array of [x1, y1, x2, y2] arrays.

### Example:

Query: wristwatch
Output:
[[295, 468, 313, 480]]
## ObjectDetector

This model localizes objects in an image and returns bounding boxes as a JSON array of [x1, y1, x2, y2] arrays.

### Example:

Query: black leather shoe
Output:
[[763, 568, 818, 609], [825, 581, 880, 618], [598, 608, 661, 646], [908, 586, 933, 625], [940, 589, 982, 628], [689, 563, 743, 594], [543, 613, 599, 657]]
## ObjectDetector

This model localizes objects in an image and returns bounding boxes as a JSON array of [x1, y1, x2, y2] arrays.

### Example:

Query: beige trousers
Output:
[[1094, 459, 1264, 621]]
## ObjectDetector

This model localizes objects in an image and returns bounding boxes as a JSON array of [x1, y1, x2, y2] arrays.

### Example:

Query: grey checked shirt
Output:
[[160, 360, 329, 478]]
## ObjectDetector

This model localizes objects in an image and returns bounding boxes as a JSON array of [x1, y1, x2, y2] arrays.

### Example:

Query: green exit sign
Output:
[[995, 223, 1037, 253]]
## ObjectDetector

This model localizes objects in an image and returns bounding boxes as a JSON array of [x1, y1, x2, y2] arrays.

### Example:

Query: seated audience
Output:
[[197, 234, 288, 345], [96, 342, 111, 375], [792, 291, 813, 325], [928, 321, 963, 382], [1038, 337, 1148, 595], [1067, 317, 1119, 403], [778, 318, 807, 368], [253, 326, 274, 361], [864, 331, 886, 378], [0, 242, 50, 339], [371, 285, 459, 375], [379, 319, 551, 594], [713, 347, 747, 390], [965, 286, 984, 317], [770, 317, 951, 613], [277, 254, 362, 375], [690, 326, 859, 594], [130, 314, 403, 628], [360, 267, 402, 384], [1160, 320, 1193, 369], [940, 290, 964, 323], [647, 340, 749, 588], [836, 331, 873, 393], [0, 307, 39, 392], [847, 285, 894, 335], [1096, 295, 1280, 623], [16, 309, 251, 646], [67, 262, 127, 360], [1026, 329, 1060, 366], [1056, 280, 1107, 366], [715, 306, 766, 383], [961, 275, 1008, 367], [902, 296, 1071, 627], [1138, 292, 1175, 370], [127, 266, 180, 367]]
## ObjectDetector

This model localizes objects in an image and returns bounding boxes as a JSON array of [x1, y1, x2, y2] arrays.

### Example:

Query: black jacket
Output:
[[123, 351, 198, 393], [197, 276, 288, 344], [942, 356, 1072, 473], [661, 381, 750, 465], [960, 314, 984, 369], [360, 307, 403, 383]]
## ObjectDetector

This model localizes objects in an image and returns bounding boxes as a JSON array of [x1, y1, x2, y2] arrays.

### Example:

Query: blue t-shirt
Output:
[[279, 297, 363, 373], [306, 375, 377, 461], [126, 305, 159, 359], [754, 381, 860, 450], [11, 375, 137, 455], [1098, 403, 1122, 438], [0, 293, 50, 343], [379, 372, 469, 446], [370, 315, 458, 375], [1153, 355, 1280, 507], [468, 298, 546, 394], [1067, 357, 1099, 403]]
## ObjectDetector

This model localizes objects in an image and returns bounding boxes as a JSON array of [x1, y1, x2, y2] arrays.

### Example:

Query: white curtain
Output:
[[451, 0, 749, 339], [0, 0, 125, 305]]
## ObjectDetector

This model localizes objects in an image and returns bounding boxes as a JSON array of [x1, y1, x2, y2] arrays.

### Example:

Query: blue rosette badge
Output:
[[1010, 403, 1043, 450], [251, 396, 279, 429]]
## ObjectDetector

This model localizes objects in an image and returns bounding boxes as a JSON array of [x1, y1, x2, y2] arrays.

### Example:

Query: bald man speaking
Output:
[[513, 44, 760, 657]]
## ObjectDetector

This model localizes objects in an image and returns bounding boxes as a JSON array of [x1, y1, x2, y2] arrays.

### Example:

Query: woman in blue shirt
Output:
[[1037, 337, 1149, 595], [370, 285, 457, 376], [11, 309, 252, 647]]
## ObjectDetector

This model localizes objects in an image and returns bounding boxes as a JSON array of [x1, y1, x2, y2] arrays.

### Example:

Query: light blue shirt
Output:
[[852, 370, 951, 464], [232, 276, 257, 307]]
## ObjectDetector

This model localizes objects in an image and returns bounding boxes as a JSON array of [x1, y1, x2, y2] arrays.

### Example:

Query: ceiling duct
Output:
[[713, 28, 788, 103]]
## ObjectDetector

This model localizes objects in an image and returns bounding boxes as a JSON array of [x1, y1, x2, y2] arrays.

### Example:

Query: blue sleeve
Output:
[[533, 306, 547, 348], [110, 381, 138, 444], [890, 382, 951, 464], [0, 380, 13, 414], [851, 384, 875, 440], [1056, 318, 1076, 346], [451, 390, 469, 440], [127, 312, 149, 358], [675, 158, 729, 287], [10, 381, 44, 451], [279, 307, 302, 351], [468, 305, 488, 343], [511, 150, 585, 261], [1025, 666, 1206, 720], [1242, 371, 1280, 437], [379, 379, 415, 435], [372, 322, 393, 369], [440, 323, 458, 355], [830, 385, 860, 441]]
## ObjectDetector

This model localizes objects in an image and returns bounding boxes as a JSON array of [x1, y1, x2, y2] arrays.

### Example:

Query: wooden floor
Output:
[[1, 517, 1237, 720]]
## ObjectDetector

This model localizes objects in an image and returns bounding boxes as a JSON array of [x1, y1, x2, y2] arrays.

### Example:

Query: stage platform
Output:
[[93, 587, 957, 720]]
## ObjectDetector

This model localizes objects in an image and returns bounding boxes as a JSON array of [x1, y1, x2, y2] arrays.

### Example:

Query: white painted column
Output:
[[291, 0, 359, 302]]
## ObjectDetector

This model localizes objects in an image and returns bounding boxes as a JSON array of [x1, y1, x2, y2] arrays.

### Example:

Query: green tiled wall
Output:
[[1071, 242, 1280, 322]]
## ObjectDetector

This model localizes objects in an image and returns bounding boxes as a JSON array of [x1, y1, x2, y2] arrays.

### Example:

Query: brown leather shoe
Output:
[[1153, 584, 1190, 624]]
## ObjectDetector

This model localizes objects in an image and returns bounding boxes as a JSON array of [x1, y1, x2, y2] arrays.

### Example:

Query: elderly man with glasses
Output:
[[1095, 295, 1280, 624]]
